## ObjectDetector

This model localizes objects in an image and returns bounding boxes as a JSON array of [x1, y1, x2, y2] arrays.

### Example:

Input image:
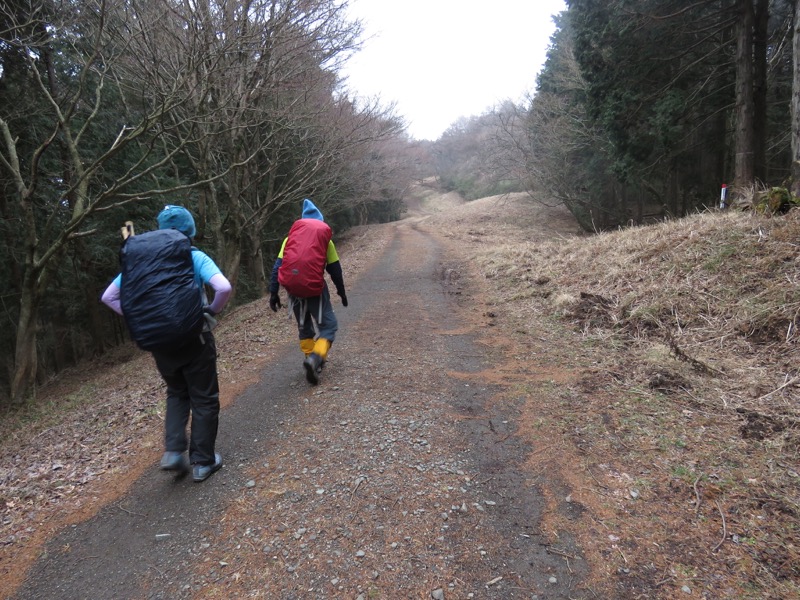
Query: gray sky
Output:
[[341, 0, 567, 141]]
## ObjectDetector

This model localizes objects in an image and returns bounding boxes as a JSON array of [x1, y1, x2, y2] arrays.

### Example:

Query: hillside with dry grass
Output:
[[423, 193, 800, 597]]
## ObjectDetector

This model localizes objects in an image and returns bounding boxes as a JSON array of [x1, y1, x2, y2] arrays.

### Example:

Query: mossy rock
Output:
[[754, 187, 795, 215]]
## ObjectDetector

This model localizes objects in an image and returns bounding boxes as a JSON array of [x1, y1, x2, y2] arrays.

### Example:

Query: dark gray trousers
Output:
[[152, 331, 219, 466]]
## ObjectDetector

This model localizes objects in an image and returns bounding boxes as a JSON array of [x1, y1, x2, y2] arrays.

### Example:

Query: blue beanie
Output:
[[157, 205, 196, 238], [301, 198, 324, 221]]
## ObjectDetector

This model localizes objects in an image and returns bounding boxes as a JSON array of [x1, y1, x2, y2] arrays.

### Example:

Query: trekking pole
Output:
[[121, 221, 135, 240]]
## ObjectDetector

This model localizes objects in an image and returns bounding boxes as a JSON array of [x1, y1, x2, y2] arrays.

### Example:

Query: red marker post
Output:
[[720, 184, 727, 209]]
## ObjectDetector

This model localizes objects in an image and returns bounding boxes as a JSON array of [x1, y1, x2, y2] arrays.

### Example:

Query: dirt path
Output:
[[10, 208, 586, 598]]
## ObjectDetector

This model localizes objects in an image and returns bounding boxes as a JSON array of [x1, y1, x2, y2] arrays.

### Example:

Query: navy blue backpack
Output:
[[120, 229, 205, 351]]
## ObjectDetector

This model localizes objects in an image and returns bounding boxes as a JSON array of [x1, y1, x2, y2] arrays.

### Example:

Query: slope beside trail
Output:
[[5, 188, 589, 599]]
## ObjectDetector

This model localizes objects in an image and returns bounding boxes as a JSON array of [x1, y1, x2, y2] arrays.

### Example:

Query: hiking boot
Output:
[[303, 353, 323, 385], [160, 451, 189, 473], [193, 453, 223, 483]]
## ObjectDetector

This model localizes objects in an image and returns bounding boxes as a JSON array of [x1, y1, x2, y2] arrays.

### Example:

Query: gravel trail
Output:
[[11, 217, 586, 599]]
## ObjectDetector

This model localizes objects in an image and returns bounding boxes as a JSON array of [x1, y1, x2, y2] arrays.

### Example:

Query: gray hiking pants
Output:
[[291, 283, 338, 342]]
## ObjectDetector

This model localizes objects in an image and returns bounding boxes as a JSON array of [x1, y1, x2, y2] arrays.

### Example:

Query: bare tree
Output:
[[0, 0, 245, 404], [155, 0, 405, 296]]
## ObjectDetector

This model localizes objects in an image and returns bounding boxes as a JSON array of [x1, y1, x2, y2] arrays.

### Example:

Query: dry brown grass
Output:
[[425, 194, 800, 598]]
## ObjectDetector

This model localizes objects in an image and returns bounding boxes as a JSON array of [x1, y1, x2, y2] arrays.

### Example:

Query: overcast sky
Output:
[[341, 0, 567, 141]]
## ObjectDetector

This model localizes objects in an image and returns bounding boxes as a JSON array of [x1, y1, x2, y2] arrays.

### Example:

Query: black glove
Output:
[[202, 305, 216, 317], [269, 292, 282, 312], [339, 292, 348, 307]]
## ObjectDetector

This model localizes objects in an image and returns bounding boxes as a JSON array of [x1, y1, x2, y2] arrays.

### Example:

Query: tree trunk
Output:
[[792, 0, 800, 196], [753, 0, 769, 183], [222, 240, 242, 298], [220, 192, 243, 299], [199, 175, 241, 301], [734, 0, 756, 188], [72, 238, 108, 356], [11, 276, 40, 405], [668, 169, 679, 217], [245, 231, 267, 297], [634, 189, 643, 225], [85, 285, 107, 355]]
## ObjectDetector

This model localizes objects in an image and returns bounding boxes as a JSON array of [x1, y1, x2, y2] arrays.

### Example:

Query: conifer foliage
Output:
[[523, 0, 794, 230]]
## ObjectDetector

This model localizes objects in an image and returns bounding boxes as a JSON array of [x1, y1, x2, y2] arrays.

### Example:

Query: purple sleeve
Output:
[[101, 281, 123, 315], [207, 273, 232, 315]]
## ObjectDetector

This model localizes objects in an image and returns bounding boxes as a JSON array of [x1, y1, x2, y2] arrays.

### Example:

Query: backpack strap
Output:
[[288, 294, 325, 327]]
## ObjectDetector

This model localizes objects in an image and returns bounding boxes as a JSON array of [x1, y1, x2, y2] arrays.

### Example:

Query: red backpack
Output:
[[278, 219, 332, 297]]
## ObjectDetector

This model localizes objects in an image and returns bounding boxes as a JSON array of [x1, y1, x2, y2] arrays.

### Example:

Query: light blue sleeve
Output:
[[113, 273, 122, 287], [192, 250, 222, 285]]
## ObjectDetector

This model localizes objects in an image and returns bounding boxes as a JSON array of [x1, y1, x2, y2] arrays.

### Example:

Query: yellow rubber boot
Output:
[[304, 338, 331, 385], [299, 338, 315, 357], [313, 338, 332, 361]]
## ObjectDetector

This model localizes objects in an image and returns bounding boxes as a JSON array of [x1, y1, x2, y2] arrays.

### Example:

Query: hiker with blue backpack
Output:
[[100, 205, 232, 482], [269, 199, 348, 385]]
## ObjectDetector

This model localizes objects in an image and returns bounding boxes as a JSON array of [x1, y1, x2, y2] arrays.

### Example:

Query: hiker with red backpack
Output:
[[100, 205, 232, 482], [269, 198, 348, 385]]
